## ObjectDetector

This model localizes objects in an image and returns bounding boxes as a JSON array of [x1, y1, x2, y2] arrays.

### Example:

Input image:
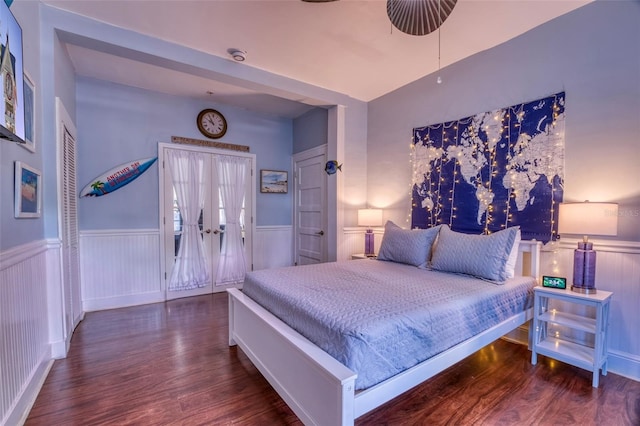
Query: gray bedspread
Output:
[[242, 259, 535, 390]]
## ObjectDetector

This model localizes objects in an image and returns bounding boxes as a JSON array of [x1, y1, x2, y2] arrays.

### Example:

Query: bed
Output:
[[228, 225, 541, 425]]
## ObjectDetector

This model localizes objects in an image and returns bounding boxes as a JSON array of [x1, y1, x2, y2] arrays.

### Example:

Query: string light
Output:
[[410, 94, 564, 239]]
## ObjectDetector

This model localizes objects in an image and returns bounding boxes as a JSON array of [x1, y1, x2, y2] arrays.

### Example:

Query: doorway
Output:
[[159, 143, 255, 299]]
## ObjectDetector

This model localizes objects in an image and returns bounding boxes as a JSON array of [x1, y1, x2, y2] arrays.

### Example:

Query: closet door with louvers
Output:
[[56, 98, 82, 345]]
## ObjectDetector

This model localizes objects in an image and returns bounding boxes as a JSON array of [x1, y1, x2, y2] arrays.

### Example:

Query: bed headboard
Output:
[[516, 240, 542, 281]]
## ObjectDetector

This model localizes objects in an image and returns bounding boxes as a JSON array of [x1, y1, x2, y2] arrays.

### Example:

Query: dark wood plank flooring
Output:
[[26, 293, 640, 425]]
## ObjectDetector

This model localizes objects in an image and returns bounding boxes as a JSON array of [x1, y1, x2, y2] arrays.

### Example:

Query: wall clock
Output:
[[197, 109, 227, 139]]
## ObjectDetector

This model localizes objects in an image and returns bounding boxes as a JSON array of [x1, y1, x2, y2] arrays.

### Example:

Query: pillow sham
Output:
[[504, 228, 522, 279], [430, 225, 520, 283], [377, 221, 441, 268]]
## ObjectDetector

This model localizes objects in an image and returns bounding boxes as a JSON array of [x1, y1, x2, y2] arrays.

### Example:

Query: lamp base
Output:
[[572, 241, 597, 294], [364, 230, 375, 256], [571, 285, 597, 294]]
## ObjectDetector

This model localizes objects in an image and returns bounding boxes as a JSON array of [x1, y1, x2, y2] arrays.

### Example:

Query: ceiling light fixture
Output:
[[386, 0, 457, 36], [228, 49, 247, 62]]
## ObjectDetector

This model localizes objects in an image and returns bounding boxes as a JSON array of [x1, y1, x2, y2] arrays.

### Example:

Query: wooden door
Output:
[[293, 145, 327, 265]]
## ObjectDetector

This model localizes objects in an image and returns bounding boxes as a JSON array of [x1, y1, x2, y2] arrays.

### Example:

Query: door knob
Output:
[[213, 229, 221, 235], [205, 229, 211, 234], [317, 230, 324, 236]]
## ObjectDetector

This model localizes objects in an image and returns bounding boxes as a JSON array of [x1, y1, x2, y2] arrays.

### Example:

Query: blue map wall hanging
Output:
[[411, 92, 565, 243], [80, 157, 157, 197]]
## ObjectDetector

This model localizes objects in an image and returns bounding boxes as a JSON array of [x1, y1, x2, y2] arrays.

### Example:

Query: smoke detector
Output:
[[228, 49, 247, 62]]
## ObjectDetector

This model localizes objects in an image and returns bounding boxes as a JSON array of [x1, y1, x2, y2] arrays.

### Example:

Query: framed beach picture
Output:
[[260, 169, 288, 193], [22, 72, 35, 152], [15, 161, 42, 218]]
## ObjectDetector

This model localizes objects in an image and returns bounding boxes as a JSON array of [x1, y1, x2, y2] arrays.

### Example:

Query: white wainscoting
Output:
[[80, 229, 163, 312], [79, 226, 294, 312], [0, 240, 54, 426], [253, 225, 294, 270]]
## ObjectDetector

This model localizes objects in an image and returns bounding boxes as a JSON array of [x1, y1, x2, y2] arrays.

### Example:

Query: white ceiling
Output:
[[44, 0, 592, 118]]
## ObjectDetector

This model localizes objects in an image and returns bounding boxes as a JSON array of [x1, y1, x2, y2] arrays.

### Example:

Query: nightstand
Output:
[[531, 286, 612, 387], [351, 253, 377, 260]]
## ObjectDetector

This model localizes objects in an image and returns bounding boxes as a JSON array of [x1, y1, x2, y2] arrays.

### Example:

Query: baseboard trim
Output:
[[83, 291, 165, 312], [608, 349, 640, 382], [3, 352, 53, 426]]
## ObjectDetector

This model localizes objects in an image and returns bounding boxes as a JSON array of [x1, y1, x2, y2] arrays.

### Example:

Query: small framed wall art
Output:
[[260, 169, 288, 193], [22, 72, 35, 153], [14, 161, 42, 218]]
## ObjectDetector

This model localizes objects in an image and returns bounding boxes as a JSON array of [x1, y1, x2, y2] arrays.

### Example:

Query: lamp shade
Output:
[[558, 202, 618, 237], [358, 209, 383, 227]]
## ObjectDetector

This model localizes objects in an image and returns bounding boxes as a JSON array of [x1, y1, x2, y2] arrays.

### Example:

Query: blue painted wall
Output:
[[76, 77, 293, 230], [293, 108, 328, 154], [367, 1, 640, 241]]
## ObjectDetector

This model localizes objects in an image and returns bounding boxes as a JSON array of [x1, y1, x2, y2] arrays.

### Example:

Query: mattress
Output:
[[242, 259, 535, 390]]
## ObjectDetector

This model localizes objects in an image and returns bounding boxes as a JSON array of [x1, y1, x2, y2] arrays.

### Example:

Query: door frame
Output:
[[158, 142, 256, 299]]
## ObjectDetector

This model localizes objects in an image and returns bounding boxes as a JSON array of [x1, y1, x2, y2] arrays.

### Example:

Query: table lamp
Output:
[[558, 201, 618, 294], [358, 209, 383, 256]]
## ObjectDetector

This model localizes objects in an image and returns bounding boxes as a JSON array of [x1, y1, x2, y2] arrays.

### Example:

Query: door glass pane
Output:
[[218, 189, 245, 250], [173, 188, 204, 258], [173, 189, 181, 257]]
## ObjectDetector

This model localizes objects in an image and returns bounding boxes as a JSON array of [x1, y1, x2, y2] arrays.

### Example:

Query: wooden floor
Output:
[[26, 293, 640, 425]]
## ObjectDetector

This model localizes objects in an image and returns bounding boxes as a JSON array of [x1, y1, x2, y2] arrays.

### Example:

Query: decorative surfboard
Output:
[[80, 157, 157, 197]]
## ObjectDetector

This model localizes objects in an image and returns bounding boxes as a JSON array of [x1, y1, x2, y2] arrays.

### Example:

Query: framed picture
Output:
[[260, 169, 288, 193], [14, 161, 42, 218], [22, 72, 35, 152]]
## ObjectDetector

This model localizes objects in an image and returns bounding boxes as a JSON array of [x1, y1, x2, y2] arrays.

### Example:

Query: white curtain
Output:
[[216, 155, 249, 286], [167, 150, 210, 291]]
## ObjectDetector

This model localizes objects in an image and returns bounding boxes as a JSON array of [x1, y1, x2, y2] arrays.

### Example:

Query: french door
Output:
[[159, 143, 255, 299]]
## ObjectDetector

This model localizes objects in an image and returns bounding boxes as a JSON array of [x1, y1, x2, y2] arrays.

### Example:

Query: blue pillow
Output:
[[377, 221, 441, 268], [430, 225, 520, 283]]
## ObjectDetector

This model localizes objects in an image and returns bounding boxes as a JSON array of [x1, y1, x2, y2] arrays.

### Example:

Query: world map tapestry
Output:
[[411, 92, 565, 243]]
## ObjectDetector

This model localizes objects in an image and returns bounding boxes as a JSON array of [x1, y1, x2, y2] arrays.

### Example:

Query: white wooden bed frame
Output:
[[228, 240, 541, 426]]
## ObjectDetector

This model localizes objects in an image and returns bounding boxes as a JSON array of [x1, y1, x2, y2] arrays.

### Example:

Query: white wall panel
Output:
[[0, 240, 52, 426], [80, 227, 297, 311], [254, 226, 294, 270], [80, 229, 163, 311]]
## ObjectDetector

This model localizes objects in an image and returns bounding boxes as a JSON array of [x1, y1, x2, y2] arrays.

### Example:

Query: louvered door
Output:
[[57, 98, 82, 344]]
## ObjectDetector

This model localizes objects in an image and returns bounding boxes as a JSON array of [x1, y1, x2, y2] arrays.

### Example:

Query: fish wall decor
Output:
[[325, 160, 342, 175]]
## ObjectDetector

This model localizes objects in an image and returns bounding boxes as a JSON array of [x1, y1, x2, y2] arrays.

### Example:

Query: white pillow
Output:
[[504, 228, 522, 278], [430, 225, 521, 283], [377, 221, 441, 268]]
